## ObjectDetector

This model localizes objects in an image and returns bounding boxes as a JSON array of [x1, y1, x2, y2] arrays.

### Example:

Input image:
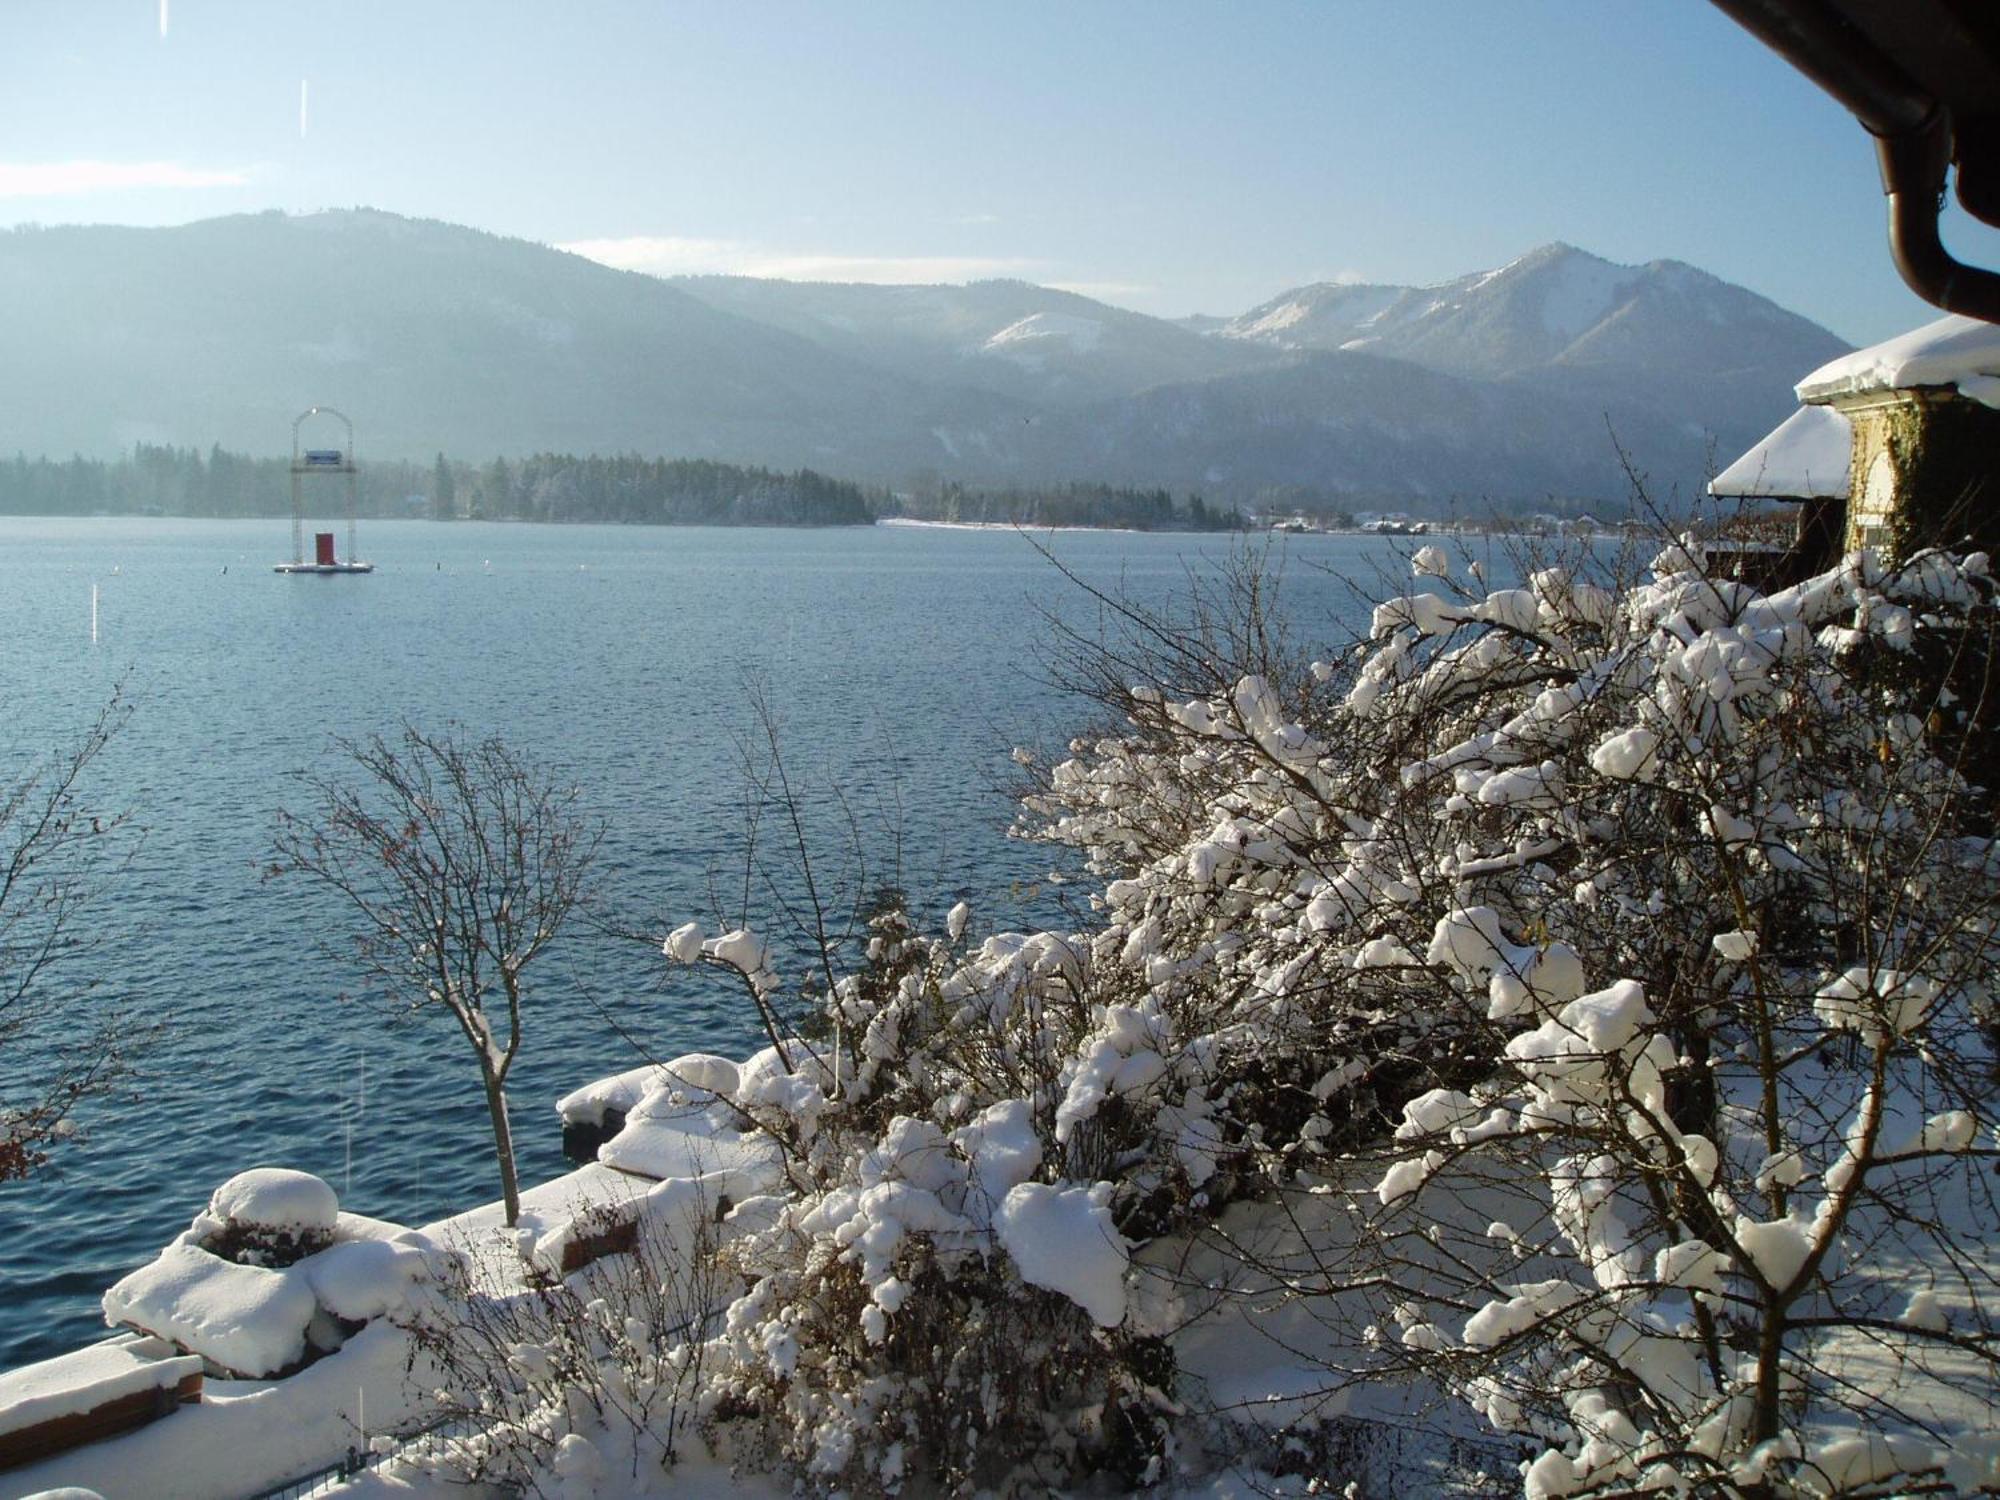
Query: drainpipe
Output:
[[1879, 112, 2000, 323], [1709, 0, 2000, 323]]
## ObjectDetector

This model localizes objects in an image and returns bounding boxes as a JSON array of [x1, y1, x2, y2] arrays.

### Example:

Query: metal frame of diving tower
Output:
[[277, 406, 373, 573]]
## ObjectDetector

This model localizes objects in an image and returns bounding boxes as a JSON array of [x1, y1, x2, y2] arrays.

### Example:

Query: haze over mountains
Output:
[[0, 209, 1849, 507]]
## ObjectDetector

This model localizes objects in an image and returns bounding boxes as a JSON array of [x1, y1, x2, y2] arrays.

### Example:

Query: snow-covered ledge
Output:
[[1796, 312, 2000, 410]]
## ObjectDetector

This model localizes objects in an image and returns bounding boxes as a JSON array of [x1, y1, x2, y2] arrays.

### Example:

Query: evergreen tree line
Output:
[[0, 445, 434, 520], [884, 478, 1240, 531], [1, 444, 1246, 531], [471, 453, 872, 526], [0, 446, 873, 526]]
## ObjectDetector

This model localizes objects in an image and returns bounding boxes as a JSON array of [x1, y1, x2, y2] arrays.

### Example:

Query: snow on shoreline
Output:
[[0, 1072, 785, 1500], [875, 516, 1146, 534]]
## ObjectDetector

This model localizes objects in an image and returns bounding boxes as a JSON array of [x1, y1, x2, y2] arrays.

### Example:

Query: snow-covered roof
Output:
[[1709, 404, 1852, 500], [1795, 313, 2000, 410]]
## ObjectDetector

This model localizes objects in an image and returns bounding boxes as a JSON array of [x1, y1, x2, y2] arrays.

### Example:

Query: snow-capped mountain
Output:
[[1216, 242, 1847, 399], [668, 276, 1274, 406]]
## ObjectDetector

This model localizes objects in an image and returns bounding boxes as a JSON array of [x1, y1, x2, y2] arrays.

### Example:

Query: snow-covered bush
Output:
[[679, 902, 1180, 1494], [1310, 545, 2000, 1495], [399, 1184, 726, 1497], [1010, 539, 2000, 1494]]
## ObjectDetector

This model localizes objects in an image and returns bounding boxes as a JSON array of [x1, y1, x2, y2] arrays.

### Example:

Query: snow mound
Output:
[[557, 1062, 677, 1128], [597, 1084, 783, 1185], [664, 1052, 741, 1097], [103, 1243, 318, 1378], [300, 1237, 436, 1324], [100, 1172, 439, 1379], [994, 1182, 1128, 1326], [557, 1053, 740, 1128], [204, 1169, 338, 1235]]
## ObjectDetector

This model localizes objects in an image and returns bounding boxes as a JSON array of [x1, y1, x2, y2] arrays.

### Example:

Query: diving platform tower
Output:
[[274, 406, 374, 574]]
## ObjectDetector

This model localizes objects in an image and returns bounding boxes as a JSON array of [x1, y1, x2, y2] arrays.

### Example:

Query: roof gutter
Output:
[[1710, 0, 2000, 323]]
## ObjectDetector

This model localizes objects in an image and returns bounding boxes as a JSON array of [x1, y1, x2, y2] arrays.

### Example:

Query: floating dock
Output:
[[275, 530, 375, 574]]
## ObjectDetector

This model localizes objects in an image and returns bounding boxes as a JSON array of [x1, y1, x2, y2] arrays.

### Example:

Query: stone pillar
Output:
[[1833, 388, 2000, 562]]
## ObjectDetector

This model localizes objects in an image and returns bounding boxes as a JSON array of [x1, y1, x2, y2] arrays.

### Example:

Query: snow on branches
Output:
[[619, 539, 1999, 1496], [1020, 540, 2000, 1497], [1016, 541, 1996, 1493]]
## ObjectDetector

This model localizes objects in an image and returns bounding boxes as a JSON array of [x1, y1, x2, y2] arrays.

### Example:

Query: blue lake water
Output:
[[0, 517, 1400, 1369]]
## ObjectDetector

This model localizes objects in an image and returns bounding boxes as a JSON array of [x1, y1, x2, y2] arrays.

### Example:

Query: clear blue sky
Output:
[[4, 1, 1995, 346]]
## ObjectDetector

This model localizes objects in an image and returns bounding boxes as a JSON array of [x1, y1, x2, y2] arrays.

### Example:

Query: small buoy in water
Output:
[[112, 564, 121, 575], [436, 561, 441, 571], [222, 565, 228, 574]]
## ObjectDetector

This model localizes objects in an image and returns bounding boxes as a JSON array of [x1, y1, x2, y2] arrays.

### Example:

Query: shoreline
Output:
[[876, 516, 1149, 535]]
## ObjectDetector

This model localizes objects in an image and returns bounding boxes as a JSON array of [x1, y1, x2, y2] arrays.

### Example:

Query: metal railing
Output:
[[244, 1415, 479, 1500]]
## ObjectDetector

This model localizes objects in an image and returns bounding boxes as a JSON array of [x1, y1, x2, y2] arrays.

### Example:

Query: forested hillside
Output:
[[0, 446, 875, 527]]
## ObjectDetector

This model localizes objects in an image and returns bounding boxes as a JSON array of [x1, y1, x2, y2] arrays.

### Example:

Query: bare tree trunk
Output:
[[482, 1068, 521, 1227]]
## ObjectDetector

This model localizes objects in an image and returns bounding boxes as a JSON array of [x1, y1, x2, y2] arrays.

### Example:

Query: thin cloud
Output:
[[0, 161, 250, 197], [559, 234, 1040, 285]]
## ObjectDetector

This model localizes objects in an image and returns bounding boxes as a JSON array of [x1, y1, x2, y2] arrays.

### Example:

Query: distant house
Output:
[[1713, 315, 2000, 569]]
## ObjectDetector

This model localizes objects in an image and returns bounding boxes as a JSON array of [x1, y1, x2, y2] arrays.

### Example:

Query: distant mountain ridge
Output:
[[0, 211, 1850, 507], [0, 210, 1001, 475], [667, 275, 1276, 408]]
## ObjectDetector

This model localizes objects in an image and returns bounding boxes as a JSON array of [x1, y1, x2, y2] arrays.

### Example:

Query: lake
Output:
[[0, 516, 1402, 1369]]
